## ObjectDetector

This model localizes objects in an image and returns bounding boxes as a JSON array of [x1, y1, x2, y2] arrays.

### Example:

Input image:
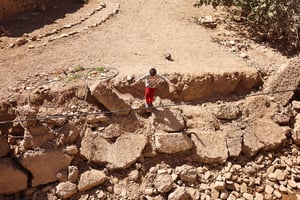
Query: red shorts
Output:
[[145, 87, 155, 104]]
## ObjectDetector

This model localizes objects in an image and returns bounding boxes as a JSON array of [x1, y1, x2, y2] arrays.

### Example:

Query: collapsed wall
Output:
[[0, 63, 300, 199], [0, 0, 47, 21]]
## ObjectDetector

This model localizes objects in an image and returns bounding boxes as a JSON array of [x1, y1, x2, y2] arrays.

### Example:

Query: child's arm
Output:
[[131, 74, 148, 86], [157, 74, 172, 85]]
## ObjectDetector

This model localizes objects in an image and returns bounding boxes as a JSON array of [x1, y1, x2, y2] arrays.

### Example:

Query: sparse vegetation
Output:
[[60, 65, 106, 83], [194, 0, 300, 54]]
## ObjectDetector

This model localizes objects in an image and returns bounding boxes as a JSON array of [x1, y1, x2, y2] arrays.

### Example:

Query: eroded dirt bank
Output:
[[0, 58, 300, 199]]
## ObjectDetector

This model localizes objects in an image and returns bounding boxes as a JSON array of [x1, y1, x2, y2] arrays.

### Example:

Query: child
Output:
[[131, 68, 173, 107]]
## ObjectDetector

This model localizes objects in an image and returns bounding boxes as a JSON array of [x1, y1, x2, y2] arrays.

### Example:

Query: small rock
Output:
[[219, 190, 228, 199], [128, 169, 139, 181], [279, 184, 288, 193], [168, 187, 191, 200], [154, 174, 173, 193], [265, 184, 274, 194], [15, 38, 27, 46], [243, 193, 253, 200], [164, 53, 173, 61], [214, 180, 226, 190], [198, 16, 217, 28], [240, 53, 248, 59], [288, 179, 297, 188], [273, 190, 282, 199], [56, 181, 77, 199], [78, 169, 107, 192], [68, 166, 79, 183], [64, 145, 79, 155], [254, 192, 264, 200], [56, 171, 68, 182], [144, 188, 154, 195]]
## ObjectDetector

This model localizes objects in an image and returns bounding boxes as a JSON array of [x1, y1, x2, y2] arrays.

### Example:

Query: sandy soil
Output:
[[0, 0, 288, 98]]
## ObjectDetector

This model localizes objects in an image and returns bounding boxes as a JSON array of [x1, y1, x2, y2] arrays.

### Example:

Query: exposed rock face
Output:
[[243, 119, 289, 156], [266, 58, 300, 106], [0, 136, 9, 157], [55, 181, 77, 199], [170, 70, 261, 102], [81, 129, 148, 169], [20, 150, 72, 186], [89, 81, 131, 116], [155, 132, 193, 153], [78, 169, 107, 192], [191, 130, 228, 164], [0, 158, 28, 195]]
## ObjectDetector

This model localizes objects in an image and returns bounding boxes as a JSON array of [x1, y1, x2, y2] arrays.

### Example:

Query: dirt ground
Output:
[[0, 0, 298, 199], [0, 0, 289, 98]]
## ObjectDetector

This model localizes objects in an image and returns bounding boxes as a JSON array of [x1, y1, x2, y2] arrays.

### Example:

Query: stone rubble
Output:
[[0, 63, 299, 199]]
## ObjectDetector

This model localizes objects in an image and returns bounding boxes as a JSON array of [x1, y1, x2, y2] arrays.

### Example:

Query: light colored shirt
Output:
[[135, 73, 171, 88]]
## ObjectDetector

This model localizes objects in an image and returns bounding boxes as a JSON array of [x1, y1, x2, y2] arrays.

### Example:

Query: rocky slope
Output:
[[0, 57, 299, 200]]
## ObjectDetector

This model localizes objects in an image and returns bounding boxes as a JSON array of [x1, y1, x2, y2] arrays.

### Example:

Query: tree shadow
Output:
[[0, 0, 85, 37]]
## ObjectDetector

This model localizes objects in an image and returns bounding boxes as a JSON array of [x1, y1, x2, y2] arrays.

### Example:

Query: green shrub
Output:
[[194, 0, 300, 54]]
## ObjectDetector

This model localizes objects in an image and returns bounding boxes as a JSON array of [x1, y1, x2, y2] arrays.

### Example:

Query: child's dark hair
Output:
[[149, 68, 157, 76]]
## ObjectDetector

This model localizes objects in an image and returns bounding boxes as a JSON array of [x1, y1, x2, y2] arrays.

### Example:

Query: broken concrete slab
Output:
[[89, 81, 131, 116], [266, 58, 300, 106], [242, 119, 290, 156], [0, 158, 28, 195], [20, 150, 72, 187], [154, 132, 193, 154], [81, 129, 148, 169], [190, 130, 228, 164]]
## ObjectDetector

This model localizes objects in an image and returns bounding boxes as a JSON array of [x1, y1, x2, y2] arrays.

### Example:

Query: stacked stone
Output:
[[9, 3, 121, 49]]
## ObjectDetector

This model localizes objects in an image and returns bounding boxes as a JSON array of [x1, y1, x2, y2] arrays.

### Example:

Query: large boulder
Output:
[[155, 132, 193, 153], [151, 108, 185, 132], [0, 158, 28, 195], [242, 119, 290, 156], [78, 169, 107, 192], [20, 150, 72, 186], [89, 81, 131, 116], [266, 58, 300, 106], [81, 129, 148, 169], [190, 130, 228, 164], [0, 136, 9, 157]]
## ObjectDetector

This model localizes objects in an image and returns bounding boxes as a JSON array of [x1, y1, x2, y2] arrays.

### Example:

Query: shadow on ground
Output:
[[0, 0, 84, 37]]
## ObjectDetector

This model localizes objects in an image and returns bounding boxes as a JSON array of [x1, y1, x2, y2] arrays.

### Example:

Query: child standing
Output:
[[131, 68, 173, 107]]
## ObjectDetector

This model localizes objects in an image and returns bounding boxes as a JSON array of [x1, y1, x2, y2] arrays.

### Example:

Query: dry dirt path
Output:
[[0, 0, 288, 97]]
